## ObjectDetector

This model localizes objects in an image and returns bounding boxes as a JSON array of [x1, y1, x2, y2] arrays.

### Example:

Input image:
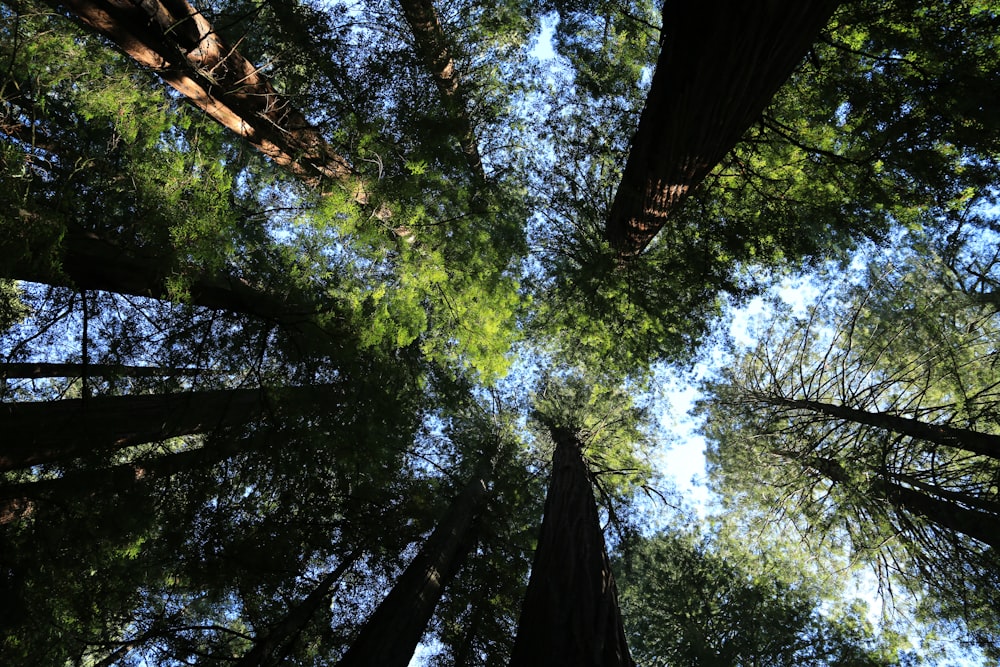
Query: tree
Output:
[[700, 232, 1000, 658], [605, 0, 841, 257], [615, 529, 911, 666]]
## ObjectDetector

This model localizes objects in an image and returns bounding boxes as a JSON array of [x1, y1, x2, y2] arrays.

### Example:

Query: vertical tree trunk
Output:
[[605, 0, 841, 257], [508, 428, 633, 667], [336, 457, 493, 667], [789, 452, 1000, 550], [237, 550, 362, 667], [0, 385, 318, 471], [397, 0, 485, 180]]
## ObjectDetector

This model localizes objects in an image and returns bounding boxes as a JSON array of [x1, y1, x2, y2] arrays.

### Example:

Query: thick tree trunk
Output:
[[44, 0, 355, 189], [0, 362, 209, 379], [508, 428, 633, 667], [605, 0, 840, 257], [0, 385, 299, 471], [1, 231, 320, 321], [397, 0, 485, 180], [336, 458, 493, 667], [237, 551, 362, 667], [768, 394, 1000, 462]]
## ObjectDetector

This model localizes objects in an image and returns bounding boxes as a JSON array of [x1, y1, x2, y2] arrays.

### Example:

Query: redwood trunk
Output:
[[508, 429, 633, 667], [791, 453, 1000, 550], [46, 0, 354, 189], [0, 386, 283, 471], [337, 461, 492, 667], [605, 1, 840, 257], [397, 0, 485, 180]]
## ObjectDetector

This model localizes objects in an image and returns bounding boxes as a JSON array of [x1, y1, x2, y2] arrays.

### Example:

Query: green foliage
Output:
[[615, 529, 914, 666]]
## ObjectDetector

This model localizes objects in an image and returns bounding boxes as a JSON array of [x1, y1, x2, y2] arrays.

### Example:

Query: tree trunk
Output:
[[0, 385, 306, 471], [237, 550, 362, 667], [397, 0, 485, 180], [336, 458, 493, 667], [45, 0, 355, 190], [0, 362, 209, 379], [767, 394, 1000, 462], [605, 0, 840, 257], [508, 428, 633, 667], [789, 452, 1000, 550]]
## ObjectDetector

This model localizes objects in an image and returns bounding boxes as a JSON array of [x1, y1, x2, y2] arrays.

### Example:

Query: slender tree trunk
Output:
[[237, 550, 362, 667], [508, 428, 633, 667], [789, 452, 1000, 550], [0, 385, 311, 471], [397, 0, 485, 180], [336, 457, 493, 667], [605, 0, 840, 257], [43, 0, 355, 189], [767, 394, 1000, 462]]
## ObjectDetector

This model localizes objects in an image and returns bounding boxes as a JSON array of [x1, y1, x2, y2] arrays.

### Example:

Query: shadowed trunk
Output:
[[606, 0, 840, 257], [237, 551, 362, 667], [337, 457, 493, 667], [44, 0, 355, 189], [508, 428, 633, 667], [0, 385, 329, 471], [0, 362, 210, 379], [397, 0, 485, 180]]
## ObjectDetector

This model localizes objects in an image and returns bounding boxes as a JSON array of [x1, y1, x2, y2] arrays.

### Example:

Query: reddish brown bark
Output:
[[397, 0, 485, 180], [48, 0, 355, 189], [606, 1, 840, 257], [508, 429, 633, 667]]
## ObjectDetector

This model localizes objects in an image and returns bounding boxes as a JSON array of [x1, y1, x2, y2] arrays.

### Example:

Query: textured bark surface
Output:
[[337, 462, 492, 667], [49, 0, 354, 189], [0, 386, 277, 470], [397, 0, 485, 180], [606, 0, 841, 257], [508, 429, 633, 667]]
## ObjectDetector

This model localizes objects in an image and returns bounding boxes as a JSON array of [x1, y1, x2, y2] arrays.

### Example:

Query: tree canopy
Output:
[[2, 0, 1000, 663]]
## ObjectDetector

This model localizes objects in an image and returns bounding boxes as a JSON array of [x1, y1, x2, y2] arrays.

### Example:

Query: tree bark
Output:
[[508, 428, 633, 667], [0, 385, 313, 471], [336, 458, 493, 667], [605, 0, 840, 257], [397, 0, 485, 180], [767, 394, 1000, 462], [237, 550, 362, 667], [44, 0, 355, 190]]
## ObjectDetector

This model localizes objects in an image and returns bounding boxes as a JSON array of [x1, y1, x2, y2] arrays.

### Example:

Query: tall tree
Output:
[[337, 452, 495, 667], [605, 0, 841, 256]]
